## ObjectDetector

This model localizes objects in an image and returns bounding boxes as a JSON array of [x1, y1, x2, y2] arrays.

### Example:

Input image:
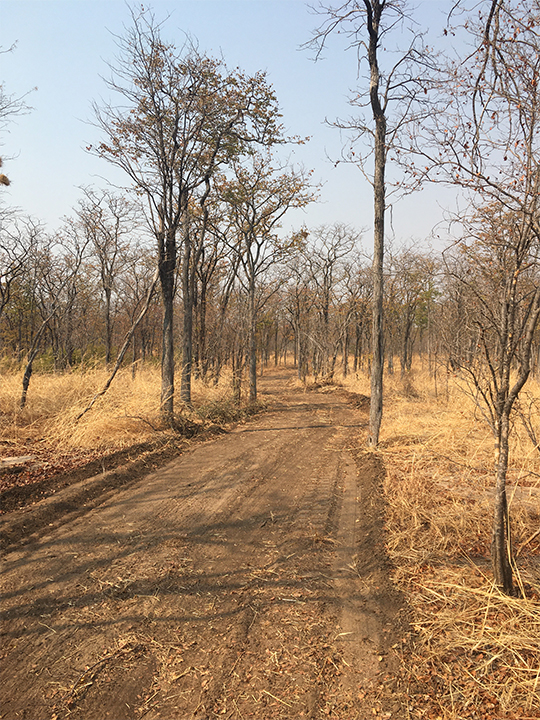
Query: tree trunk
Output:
[[248, 281, 257, 402], [367, 0, 386, 447], [180, 229, 194, 406], [342, 328, 349, 377], [354, 320, 361, 373], [20, 309, 57, 408], [20, 347, 39, 409], [369, 113, 386, 445], [232, 345, 244, 405], [492, 413, 514, 594], [199, 280, 208, 379], [158, 228, 176, 424], [105, 286, 113, 366], [387, 347, 394, 375]]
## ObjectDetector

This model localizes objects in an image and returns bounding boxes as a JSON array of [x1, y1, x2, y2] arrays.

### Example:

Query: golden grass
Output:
[[341, 359, 540, 718], [0, 364, 242, 456], [2, 358, 539, 716]]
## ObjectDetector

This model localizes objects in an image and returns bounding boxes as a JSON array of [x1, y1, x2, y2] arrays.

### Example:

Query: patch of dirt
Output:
[[0, 368, 407, 719], [0, 442, 170, 514], [0, 436, 216, 553]]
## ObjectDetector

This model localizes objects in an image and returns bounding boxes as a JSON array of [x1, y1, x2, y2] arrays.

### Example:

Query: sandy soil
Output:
[[0, 368, 407, 719]]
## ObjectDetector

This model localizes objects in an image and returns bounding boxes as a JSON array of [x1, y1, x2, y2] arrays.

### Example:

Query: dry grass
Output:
[[2, 359, 539, 716], [341, 359, 540, 718], [0, 364, 245, 458]]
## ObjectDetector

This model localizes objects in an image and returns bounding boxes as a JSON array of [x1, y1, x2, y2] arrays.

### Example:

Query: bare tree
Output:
[[407, 0, 540, 594], [0, 215, 41, 321], [20, 233, 90, 408], [303, 224, 359, 378], [386, 247, 437, 376], [444, 205, 540, 594], [308, 0, 436, 445], [93, 9, 284, 422], [76, 188, 139, 364], [0, 44, 33, 188], [284, 250, 317, 381], [220, 152, 314, 401]]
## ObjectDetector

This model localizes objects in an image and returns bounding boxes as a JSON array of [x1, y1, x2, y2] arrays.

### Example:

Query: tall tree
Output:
[[409, 0, 540, 594], [93, 9, 284, 422], [220, 153, 314, 401], [304, 224, 359, 378], [309, 0, 435, 445]]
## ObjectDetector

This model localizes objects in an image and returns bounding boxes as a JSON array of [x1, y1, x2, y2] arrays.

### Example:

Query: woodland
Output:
[[1, 1, 540, 718]]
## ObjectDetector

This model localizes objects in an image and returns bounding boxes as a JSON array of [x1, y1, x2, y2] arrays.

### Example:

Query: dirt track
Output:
[[0, 369, 406, 719]]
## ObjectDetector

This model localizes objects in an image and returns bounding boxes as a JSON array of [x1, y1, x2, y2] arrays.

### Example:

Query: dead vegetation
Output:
[[2, 360, 539, 718], [0, 365, 256, 496], [343, 360, 540, 719]]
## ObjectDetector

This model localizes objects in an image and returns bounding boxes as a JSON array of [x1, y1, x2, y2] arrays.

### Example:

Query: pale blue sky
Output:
[[0, 0, 456, 248]]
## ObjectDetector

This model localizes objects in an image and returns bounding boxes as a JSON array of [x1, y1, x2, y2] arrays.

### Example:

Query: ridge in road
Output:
[[0, 367, 406, 719]]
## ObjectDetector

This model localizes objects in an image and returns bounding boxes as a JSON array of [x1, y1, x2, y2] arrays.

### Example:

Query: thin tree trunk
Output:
[[76, 268, 159, 421], [20, 308, 58, 408], [248, 281, 257, 402], [105, 287, 113, 366], [199, 281, 208, 378], [232, 347, 244, 405], [180, 231, 193, 406], [342, 328, 349, 377], [367, 0, 386, 447], [492, 414, 514, 593], [159, 228, 176, 424]]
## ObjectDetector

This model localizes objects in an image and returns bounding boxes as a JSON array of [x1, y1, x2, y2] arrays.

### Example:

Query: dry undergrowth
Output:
[[0, 364, 248, 460], [342, 360, 540, 719], [2, 360, 539, 717]]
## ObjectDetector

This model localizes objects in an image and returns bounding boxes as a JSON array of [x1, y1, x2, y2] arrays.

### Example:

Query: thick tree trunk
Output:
[[20, 348, 39, 409], [160, 285, 175, 422], [367, 0, 386, 447]]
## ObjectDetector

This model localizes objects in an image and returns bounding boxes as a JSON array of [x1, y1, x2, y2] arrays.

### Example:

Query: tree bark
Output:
[[492, 413, 514, 593], [248, 279, 257, 402], [180, 237, 193, 406], [158, 228, 176, 424], [366, 0, 386, 447], [369, 100, 386, 446]]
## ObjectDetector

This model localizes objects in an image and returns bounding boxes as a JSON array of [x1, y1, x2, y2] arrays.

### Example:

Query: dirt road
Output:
[[0, 369, 405, 719]]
